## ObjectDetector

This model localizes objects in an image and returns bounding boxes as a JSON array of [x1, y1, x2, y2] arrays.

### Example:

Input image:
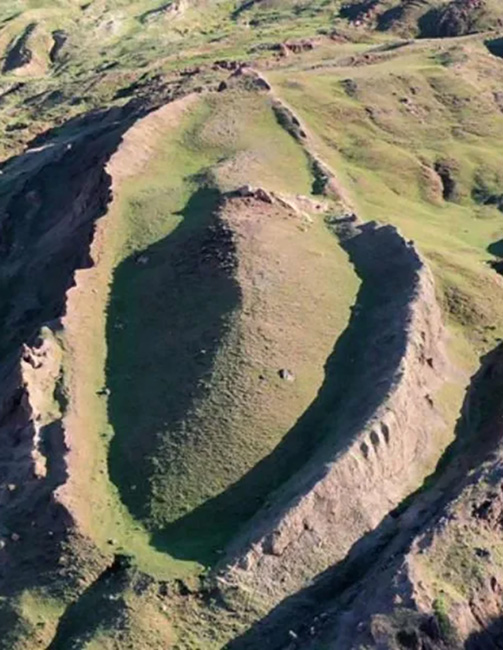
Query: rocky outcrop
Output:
[[0, 101, 157, 644], [305, 343, 503, 650], [218, 217, 449, 607], [2, 23, 37, 74], [269, 95, 352, 204], [340, 0, 503, 37]]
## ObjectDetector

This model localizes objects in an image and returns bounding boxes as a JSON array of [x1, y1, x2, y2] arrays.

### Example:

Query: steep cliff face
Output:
[[219, 218, 449, 607], [230, 345, 503, 650], [313, 344, 503, 650], [0, 105, 145, 643]]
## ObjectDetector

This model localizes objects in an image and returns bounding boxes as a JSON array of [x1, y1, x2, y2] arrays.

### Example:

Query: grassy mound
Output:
[[58, 85, 358, 581], [105, 91, 358, 563]]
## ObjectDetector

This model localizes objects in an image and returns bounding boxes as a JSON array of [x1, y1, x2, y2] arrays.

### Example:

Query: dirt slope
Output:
[[296, 343, 503, 650], [0, 106, 142, 647]]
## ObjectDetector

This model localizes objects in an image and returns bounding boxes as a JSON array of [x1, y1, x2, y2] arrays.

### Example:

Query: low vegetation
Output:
[[2, 0, 503, 647]]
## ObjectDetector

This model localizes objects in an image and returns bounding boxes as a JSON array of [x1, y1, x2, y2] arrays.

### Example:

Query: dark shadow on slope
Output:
[[49, 30, 68, 65], [139, 2, 173, 24], [465, 617, 503, 649], [487, 239, 503, 276], [47, 555, 131, 650], [339, 0, 379, 21], [418, 3, 485, 39], [376, 4, 406, 32], [2, 22, 36, 73], [0, 103, 143, 360], [106, 187, 241, 524], [226, 342, 503, 650], [231, 0, 261, 21], [378, 3, 447, 38], [486, 37, 503, 60], [151, 220, 421, 564], [487, 239, 503, 258], [416, 8, 443, 38]]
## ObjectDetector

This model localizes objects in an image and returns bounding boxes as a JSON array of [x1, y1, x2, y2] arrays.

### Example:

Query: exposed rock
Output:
[[213, 59, 243, 71], [278, 369, 295, 382], [235, 185, 274, 203], [271, 39, 317, 57], [229, 67, 271, 91]]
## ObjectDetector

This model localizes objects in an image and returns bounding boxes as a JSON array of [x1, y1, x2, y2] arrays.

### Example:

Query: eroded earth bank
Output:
[[2, 19, 503, 650]]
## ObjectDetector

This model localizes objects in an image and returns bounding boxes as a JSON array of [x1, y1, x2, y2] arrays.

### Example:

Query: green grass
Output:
[[103, 88, 357, 562], [54, 85, 358, 585], [267, 41, 503, 368]]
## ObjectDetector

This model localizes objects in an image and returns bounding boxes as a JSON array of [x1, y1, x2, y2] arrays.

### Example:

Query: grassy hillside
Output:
[[268, 37, 503, 360], [2, 0, 503, 647]]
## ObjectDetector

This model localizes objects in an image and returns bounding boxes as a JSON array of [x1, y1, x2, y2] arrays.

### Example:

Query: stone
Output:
[[278, 368, 295, 382]]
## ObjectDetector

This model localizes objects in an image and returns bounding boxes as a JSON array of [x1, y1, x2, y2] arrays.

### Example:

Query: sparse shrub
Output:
[[433, 596, 459, 645]]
